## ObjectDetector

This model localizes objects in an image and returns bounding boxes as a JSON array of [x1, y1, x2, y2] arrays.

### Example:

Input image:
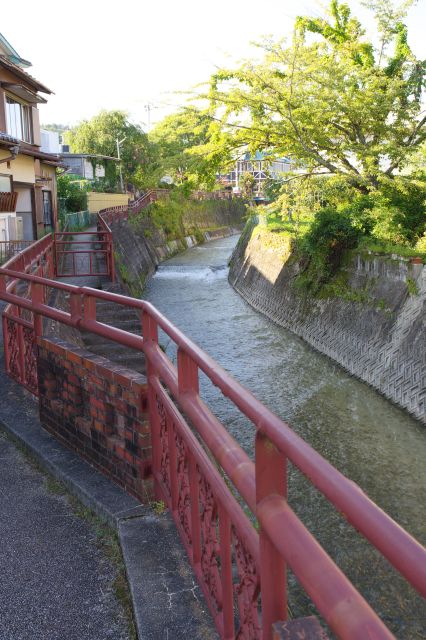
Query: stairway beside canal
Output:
[[52, 228, 146, 375]]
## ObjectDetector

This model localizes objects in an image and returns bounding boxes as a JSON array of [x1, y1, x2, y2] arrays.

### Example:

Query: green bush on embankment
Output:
[[252, 174, 426, 293]]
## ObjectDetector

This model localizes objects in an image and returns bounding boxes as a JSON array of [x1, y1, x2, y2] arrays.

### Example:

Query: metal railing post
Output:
[[142, 310, 161, 499], [69, 292, 82, 324], [83, 294, 96, 321], [177, 348, 199, 395], [31, 282, 43, 338], [255, 430, 287, 639], [109, 233, 115, 282]]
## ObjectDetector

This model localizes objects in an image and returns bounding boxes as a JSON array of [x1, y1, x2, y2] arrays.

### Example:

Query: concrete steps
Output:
[[81, 282, 146, 376]]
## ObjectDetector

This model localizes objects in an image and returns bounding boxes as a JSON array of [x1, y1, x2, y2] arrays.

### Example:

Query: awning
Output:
[[2, 83, 47, 104]]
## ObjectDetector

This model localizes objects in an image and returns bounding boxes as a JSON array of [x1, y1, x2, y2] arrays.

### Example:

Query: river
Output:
[[144, 234, 426, 638]]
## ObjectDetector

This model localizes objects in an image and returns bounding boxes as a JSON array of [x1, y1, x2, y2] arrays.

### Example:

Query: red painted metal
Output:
[[0, 251, 425, 639], [98, 189, 170, 227], [1, 234, 54, 393], [53, 231, 113, 278]]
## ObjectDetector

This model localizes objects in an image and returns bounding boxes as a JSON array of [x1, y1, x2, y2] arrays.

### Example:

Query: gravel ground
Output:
[[0, 431, 131, 640]]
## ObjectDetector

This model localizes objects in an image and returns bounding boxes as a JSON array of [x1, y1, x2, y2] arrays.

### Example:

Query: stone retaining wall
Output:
[[112, 219, 240, 297], [37, 337, 152, 502], [229, 225, 426, 424]]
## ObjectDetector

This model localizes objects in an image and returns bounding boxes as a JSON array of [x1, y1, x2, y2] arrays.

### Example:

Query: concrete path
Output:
[[0, 430, 131, 640], [56, 226, 108, 281]]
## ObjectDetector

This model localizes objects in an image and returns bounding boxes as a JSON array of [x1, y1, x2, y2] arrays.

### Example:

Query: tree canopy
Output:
[[149, 107, 231, 189], [202, 0, 425, 192], [65, 110, 156, 190]]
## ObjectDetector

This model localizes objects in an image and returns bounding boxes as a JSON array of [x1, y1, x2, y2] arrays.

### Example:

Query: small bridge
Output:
[[0, 191, 425, 640]]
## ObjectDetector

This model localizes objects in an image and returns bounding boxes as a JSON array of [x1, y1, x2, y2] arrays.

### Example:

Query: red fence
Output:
[[1, 234, 54, 393], [98, 189, 170, 227], [54, 231, 113, 279], [0, 244, 425, 639]]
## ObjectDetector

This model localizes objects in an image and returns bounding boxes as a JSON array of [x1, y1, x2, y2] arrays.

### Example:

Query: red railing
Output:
[[99, 189, 170, 227], [0, 250, 425, 639], [0, 191, 18, 212], [1, 234, 54, 393], [53, 231, 113, 279]]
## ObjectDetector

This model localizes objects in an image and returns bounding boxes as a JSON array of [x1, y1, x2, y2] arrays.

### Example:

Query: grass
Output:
[[264, 211, 314, 239], [151, 499, 167, 515], [358, 237, 426, 261], [406, 277, 419, 296], [259, 211, 426, 263]]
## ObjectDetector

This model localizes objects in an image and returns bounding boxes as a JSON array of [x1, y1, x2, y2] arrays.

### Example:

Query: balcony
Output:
[[0, 191, 18, 212]]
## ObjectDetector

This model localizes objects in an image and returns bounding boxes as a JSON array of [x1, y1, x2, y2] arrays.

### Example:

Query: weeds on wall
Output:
[[130, 190, 246, 242]]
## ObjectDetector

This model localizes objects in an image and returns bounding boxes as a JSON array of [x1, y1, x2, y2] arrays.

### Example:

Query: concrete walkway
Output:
[[0, 431, 131, 640], [0, 295, 131, 639]]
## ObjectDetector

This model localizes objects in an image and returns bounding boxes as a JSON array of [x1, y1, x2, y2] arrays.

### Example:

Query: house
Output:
[[0, 33, 63, 241], [219, 151, 294, 198], [60, 152, 119, 182]]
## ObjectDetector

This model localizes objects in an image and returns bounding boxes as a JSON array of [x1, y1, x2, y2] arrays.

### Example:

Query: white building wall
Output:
[[40, 130, 60, 154]]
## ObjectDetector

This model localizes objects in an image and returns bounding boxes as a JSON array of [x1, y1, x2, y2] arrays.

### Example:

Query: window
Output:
[[5, 96, 33, 143], [42, 191, 53, 227], [0, 174, 12, 192]]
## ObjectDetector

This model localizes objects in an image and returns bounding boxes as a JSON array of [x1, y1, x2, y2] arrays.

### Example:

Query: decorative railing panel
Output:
[[0, 246, 425, 639], [0, 191, 18, 212], [1, 234, 55, 393]]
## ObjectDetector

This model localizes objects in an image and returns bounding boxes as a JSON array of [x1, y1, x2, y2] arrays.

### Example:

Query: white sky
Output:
[[2, 0, 425, 130]]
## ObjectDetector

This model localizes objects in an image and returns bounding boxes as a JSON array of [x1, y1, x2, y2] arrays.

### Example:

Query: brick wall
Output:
[[37, 336, 153, 502]]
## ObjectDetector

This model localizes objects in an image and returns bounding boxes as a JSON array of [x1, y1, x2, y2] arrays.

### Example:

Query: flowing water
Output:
[[144, 235, 426, 638]]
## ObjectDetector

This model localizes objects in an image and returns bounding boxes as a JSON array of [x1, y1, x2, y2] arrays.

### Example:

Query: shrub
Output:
[[299, 207, 362, 288], [415, 233, 426, 253], [57, 174, 88, 213]]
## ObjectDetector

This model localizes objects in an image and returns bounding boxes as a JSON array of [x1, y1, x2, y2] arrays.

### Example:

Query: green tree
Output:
[[57, 174, 88, 225], [205, 0, 425, 193], [65, 110, 156, 191], [150, 107, 233, 189], [240, 171, 256, 201]]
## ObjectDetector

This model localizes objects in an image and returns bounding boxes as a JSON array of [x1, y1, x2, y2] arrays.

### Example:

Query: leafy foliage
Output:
[[239, 172, 256, 200], [57, 174, 88, 213], [298, 207, 362, 289], [149, 107, 230, 189], [130, 190, 246, 241], [204, 0, 425, 192], [65, 110, 157, 190]]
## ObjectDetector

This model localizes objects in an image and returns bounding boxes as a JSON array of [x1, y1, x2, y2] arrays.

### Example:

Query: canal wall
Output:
[[112, 218, 242, 298], [229, 224, 426, 424]]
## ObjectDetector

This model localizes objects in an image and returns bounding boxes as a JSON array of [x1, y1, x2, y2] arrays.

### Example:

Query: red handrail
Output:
[[0, 260, 425, 639]]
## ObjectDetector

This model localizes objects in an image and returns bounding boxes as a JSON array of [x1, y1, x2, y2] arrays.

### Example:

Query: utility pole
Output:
[[144, 103, 156, 132], [116, 136, 126, 193]]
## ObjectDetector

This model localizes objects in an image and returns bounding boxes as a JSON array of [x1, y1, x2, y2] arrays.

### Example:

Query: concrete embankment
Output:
[[112, 219, 242, 298], [229, 223, 426, 424]]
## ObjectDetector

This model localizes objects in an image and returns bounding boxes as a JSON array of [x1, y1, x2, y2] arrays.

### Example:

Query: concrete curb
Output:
[[0, 364, 218, 640]]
